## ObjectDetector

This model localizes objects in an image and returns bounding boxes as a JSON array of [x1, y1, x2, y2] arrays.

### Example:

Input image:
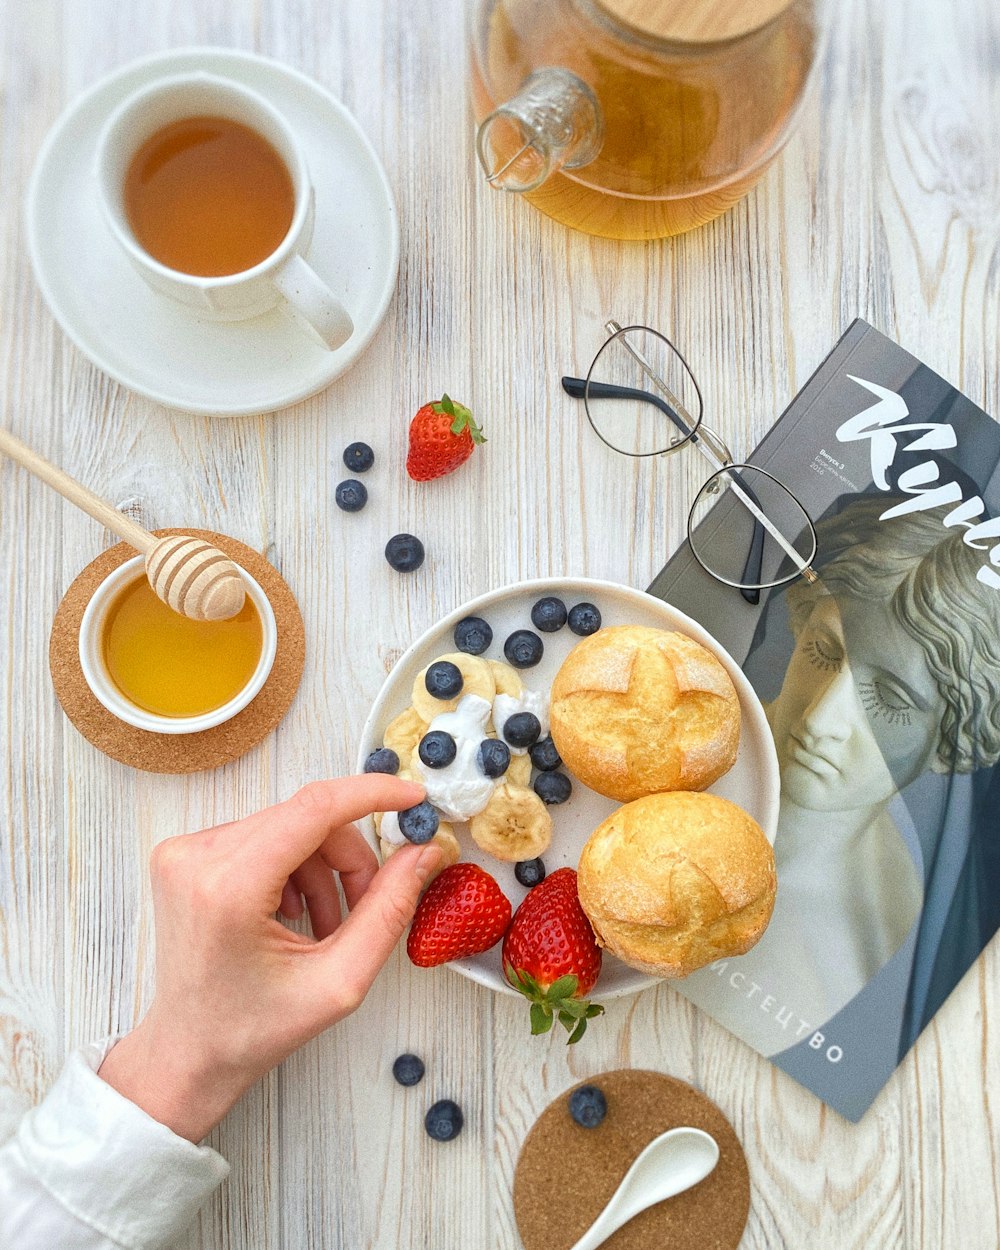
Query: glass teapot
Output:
[[471, 0, 827, 240]]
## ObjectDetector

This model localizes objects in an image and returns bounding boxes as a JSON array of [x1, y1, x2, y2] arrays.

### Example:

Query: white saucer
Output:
[[357, 577, 780, 1003], [26, 48, 399, 416]]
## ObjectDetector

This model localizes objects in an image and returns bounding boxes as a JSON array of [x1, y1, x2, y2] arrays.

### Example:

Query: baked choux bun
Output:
[[549, 625, 740, 802], [577, 792, 776, 977]]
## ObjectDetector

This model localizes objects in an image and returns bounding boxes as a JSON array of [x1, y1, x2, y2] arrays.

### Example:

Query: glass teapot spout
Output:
[[476, 68, 603, 193]]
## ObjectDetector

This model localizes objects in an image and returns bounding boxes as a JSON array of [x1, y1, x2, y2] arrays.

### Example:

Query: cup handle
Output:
[[272, 254, 353, 350]]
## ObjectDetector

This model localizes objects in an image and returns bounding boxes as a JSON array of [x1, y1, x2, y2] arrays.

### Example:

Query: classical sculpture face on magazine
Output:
[[676, 494, 1000, 1059], [767, 591, 944, 813], [771, 495, 1000, 803], [756, 497, 1000, 1010]]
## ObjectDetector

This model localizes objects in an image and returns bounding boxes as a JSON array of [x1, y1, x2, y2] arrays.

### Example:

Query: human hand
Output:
[[98, 775, 438, 1142]]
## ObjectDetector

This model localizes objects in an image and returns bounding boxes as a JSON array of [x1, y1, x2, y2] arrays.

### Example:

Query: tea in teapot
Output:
[[471, 0, 826, 239]]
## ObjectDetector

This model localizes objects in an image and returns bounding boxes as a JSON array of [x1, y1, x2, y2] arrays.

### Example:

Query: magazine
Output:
[[648, 319, 1000, 1121]]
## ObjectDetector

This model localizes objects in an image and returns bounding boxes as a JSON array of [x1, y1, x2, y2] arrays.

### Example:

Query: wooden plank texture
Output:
[[1, 1, 998, 1247]]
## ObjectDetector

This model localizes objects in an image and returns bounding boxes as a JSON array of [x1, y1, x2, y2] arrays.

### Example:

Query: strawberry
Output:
[[502, 868, 604, 1044], [406, 394, 485, 481], [407, 863, 511, 967]]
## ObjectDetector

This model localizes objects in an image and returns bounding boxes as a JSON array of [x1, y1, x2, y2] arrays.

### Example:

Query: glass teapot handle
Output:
[[476, 68, 604, 193]]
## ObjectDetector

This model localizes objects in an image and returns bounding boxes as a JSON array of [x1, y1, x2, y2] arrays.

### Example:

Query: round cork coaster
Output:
[[514, 1070, 749, 1250], [49, 529, 305, 774]]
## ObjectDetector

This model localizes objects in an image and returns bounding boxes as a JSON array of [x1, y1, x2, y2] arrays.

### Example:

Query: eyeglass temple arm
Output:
[[734, 477, 764, 605], [561, 376, 695, 442], [562, 375, 762, 604]]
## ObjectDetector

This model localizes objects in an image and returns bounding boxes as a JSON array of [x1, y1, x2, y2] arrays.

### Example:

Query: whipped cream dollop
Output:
[[380, 808, 406, 847], [493, 689, 550, 754], [383, 681, 552, 836], [412, 694, 498, 822]]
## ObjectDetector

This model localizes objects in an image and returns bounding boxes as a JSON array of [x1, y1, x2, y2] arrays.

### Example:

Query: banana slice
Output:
[[470, 784, 552, 862], [412, 653, 496, 722], [488, 660, 524, 700], [383, 708, 427, 765], [380, 823, 460, 887], [507, 753, 532, 788]]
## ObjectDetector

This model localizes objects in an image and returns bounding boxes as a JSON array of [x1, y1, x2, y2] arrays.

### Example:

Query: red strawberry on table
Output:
[[502, 867, 604, 1044], [407, 863, 511, 967], [406, 394, 485, 481]]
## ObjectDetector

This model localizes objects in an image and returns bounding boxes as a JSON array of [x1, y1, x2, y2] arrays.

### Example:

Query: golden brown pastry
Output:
[[549, 625, 739, 802], [577, 792, 776, 977]]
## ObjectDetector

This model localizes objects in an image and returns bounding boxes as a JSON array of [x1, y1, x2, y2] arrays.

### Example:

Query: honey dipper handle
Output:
[[0, 426, 155, 554]]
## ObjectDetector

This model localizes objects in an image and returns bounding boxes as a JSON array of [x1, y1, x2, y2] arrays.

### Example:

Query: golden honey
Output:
[[101, 575, 263, 718]]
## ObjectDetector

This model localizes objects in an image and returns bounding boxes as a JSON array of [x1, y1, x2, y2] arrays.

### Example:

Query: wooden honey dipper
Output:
[[0, 427, 246, 621]]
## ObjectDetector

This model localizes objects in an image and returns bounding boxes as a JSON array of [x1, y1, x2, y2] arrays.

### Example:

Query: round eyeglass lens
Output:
[[584, 326, 703, 457], [687, 464, 817, 590]]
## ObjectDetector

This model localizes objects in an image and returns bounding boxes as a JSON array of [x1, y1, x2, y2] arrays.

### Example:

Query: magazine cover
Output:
[[648, 319, 1000, 1122]]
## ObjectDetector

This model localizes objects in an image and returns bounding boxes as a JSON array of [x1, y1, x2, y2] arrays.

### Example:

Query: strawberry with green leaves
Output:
[[502, 867, 604, 1044], [406, 394, 486, 481], [407, 863, 511, 967]]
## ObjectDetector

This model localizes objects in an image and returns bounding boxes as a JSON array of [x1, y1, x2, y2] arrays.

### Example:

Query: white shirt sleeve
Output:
[[0, 1037, 229, 1250]]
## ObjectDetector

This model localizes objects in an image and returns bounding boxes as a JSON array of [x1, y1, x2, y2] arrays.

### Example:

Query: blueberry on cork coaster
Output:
[[513, 1070, 749, 1250], [49, 529, 305, 773]]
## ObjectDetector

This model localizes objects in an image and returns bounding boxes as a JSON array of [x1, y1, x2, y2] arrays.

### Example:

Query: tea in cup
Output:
[[96, 73, 353, 350]]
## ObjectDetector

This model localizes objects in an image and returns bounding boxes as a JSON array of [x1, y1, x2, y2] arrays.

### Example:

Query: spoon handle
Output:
[[0, 426, 154, 554], [569, 1215, 624, 1250]]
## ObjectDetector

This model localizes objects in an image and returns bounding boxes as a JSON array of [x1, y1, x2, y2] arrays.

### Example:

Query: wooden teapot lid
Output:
[[597, 0, 797, 44]]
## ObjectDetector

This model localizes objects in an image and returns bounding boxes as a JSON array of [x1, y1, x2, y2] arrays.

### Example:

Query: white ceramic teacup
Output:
[[95, 72, 353, 350], [79, 555, 278, 735]]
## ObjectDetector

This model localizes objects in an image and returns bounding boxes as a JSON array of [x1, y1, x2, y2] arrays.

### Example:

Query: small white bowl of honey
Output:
[[79, 555, 277, 734]]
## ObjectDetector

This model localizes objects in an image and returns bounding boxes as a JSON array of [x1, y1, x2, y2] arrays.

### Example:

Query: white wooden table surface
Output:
[[2, 2, 999, 1247]]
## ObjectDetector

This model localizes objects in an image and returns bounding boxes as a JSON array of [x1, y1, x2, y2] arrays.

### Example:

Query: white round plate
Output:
[[26, 48, 399, 416], [357, 577, 780, 1002]]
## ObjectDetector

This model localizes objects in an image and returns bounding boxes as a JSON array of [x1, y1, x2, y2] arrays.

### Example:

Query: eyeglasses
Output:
[[562, 321, 819, 603]]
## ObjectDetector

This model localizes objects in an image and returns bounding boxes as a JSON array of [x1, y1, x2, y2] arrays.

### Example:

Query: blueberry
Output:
[[364, 747, 400, 775], [515, 857, 546, 888], [529, 736, 562, 772], [425, 1099, 464, 1142], [385, 533, 425, 573], [477, 739, 511, 779], [502, 712, 541, 749], [398, 801, 440, 844], [454, 615, 493, 656], [425, 660, 464, 699], [335, 479, 368, 512], [418, 731, 457, 769], [504, 629, 544, 669], [568, 602, 602, 636], [534, 771, 572, 805], [569, 1085, 607, 1129], [343, 441, 375, 473], [531, 596, 568, 633], [392, 1053, 425, 1086]]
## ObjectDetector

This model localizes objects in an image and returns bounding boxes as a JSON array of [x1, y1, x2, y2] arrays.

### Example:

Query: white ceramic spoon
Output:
[[568, 1126, 720, 1250]]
